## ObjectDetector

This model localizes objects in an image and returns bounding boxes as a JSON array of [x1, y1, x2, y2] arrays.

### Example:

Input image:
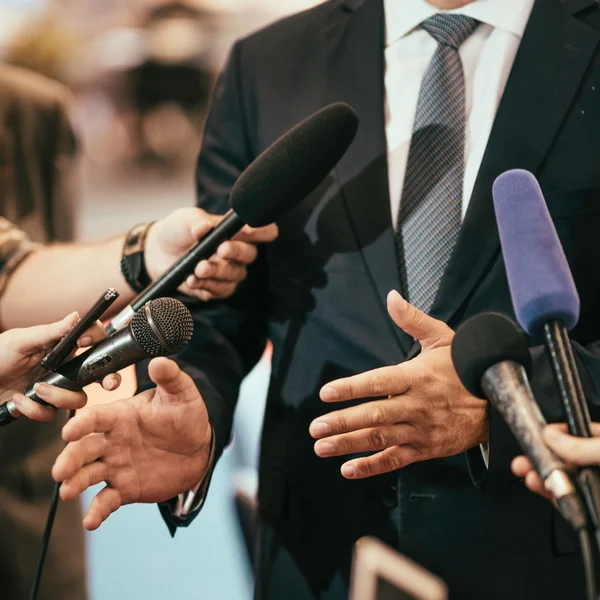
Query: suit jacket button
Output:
[[382, 484, 398, 508]]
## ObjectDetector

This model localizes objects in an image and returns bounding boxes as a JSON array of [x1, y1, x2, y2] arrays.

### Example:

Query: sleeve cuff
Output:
[[159, 423, 217, 532]]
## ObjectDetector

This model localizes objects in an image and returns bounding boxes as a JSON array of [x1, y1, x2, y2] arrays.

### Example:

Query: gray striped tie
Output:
[[396, 14, 480, 313]]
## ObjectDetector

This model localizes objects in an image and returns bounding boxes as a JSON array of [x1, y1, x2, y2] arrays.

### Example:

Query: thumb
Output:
[[188, 208, 221, 242], [148, 357, 197, 403], [9, 312, 79, 354], [387, 290, 453, 350]]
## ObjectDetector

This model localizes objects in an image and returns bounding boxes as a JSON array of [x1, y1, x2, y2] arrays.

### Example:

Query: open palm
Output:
[[52, 358, 212, 530]]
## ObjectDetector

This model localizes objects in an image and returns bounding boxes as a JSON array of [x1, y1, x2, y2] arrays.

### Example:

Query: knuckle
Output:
[[368, 429, 388, 450], [369, 374, 389, 397], [368, 404, 388, 427], [384, 453, 402, 472]]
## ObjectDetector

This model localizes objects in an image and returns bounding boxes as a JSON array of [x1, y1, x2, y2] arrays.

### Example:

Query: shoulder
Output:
[[236, 1, 344, 60]]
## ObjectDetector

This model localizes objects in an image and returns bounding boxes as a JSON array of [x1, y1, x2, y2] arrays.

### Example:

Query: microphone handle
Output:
[[542, 320, 600, 536], [107, 210, 243, 335], [481, 360, 588, 532]]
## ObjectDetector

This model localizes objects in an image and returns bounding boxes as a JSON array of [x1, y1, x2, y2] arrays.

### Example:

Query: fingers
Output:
[[387, 290, 454, 350], [314, 424, 417, 457], [100, 373, 121, 392], [194, 255, 250, 282], [62, 404, 120, 442], [33, 383, 88, 410], [53, 433, 106, 482], [340, 445, 423, 479], [310, 397, 418, 438], [82, 486, 123, 531], [10, 394, 57, 422], [511, 456, 553, 500], [543, 425, 600, 466], [7, 312, 79, 354], [148, 357, 196, 401], [60, 460, 107, 502], [511, 455, 534, 478], [232, 223, 279, 244], [319, 364, 413, 403], [77, 320, 106, 348], [10, 382, 88, 422]]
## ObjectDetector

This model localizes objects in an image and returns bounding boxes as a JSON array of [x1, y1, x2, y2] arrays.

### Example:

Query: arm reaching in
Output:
[[52, 357, 212, 530], [0, 208, 277, 329]]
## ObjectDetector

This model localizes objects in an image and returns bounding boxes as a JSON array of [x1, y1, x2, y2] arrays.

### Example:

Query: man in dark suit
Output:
[[52, 0, 600, 598]]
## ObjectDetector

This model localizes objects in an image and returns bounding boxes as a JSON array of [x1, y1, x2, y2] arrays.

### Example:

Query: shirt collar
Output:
[[384, 0, 535, 47]]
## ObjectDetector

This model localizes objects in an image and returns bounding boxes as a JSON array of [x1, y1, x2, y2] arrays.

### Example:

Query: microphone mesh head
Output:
[[130, 298, 194, 357]]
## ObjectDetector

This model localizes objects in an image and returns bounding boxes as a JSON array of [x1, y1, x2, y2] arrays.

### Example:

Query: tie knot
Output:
[[420, 14, 480, 49]]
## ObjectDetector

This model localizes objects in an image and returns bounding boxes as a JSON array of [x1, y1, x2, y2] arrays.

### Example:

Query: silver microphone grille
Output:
[[130, 298, 194, 357]]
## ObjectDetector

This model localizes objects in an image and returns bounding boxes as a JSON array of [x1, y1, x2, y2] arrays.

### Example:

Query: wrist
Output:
[[121, 222, 154, 293], [143, 222, 161, 281]]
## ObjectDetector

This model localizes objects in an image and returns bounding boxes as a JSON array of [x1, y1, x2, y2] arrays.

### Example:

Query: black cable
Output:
[[579, 529, 597, 600], [29, 409, 75, 600]]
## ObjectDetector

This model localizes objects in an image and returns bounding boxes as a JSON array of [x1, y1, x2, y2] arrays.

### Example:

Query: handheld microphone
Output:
[[452, 312, 587, 532], [493, 169, 600, 536], [0, 297, 194, 426], [107, 102, 360, 334]]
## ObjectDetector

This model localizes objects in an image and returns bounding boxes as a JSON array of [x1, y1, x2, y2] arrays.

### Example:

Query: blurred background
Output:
[[0, 1, 322, 598]]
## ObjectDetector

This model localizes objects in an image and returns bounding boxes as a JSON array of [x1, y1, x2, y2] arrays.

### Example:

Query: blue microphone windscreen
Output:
[[492, 169, 579, 335]]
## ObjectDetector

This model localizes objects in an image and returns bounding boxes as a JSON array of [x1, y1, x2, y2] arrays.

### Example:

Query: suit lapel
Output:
[[430, 0, 600, 325], [321, 0, 413, 354]]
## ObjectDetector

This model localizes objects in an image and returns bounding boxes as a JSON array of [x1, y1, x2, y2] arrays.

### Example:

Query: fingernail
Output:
[[321, 387, 339, 401], [34, 383, 51, 397], [217, 243, 230, 257], [78, 336, 92, 347], [311, 422, 330, 437], [106, 377, 117, 391], [342, 463, 357, 478], [315, 442, 335, 456]]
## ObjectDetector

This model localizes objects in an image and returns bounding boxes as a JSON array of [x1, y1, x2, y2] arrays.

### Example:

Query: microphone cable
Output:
[[29, 409, 75, 600]]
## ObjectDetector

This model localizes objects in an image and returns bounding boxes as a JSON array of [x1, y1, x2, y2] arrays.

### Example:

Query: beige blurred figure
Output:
[[0, 64, 86, 600]]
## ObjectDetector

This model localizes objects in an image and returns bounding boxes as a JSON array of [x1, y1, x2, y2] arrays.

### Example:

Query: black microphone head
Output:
[[130, 298, 194, 357], [451, 313, 532, 399], [230, 102, 359, 227]]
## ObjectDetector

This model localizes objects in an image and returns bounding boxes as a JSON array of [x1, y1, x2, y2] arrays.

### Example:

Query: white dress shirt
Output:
[[384, 0, 535, 467], [384, 0, 535, 225]]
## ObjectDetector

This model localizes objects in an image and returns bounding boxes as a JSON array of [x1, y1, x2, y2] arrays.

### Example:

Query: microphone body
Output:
[[0, 298, 194, 425], [107, 102, 359, 334], [452, 312, 588, 532], [493, 169, 600, 535], [481, 360, 585, 529]]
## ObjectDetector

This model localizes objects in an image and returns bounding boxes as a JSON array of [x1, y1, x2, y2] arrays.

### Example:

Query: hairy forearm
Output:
[[0, 236, 135, 329]]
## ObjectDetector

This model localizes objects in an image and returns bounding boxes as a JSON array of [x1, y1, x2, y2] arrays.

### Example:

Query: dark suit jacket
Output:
[[154, 1, 600, 597], [0, 65, 85, 600]]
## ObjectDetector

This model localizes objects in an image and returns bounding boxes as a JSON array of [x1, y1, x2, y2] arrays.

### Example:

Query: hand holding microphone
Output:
[[493, 169, 600, 537], [0, 297, 194, 426], [0, 313, 119, 423], [108, 102, 360, 333]]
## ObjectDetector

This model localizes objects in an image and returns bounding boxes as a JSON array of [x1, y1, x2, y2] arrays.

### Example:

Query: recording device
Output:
[[492, 169, 600, 535], [350, 537, 447, 600], [0, 297, 194, 426], [451, 312, 587, 533], [107, 101, 360, 334]]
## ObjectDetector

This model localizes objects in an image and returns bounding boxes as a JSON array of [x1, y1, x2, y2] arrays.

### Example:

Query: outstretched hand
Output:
[[52, 357, 212, 530], [310, 290, 489, 479]]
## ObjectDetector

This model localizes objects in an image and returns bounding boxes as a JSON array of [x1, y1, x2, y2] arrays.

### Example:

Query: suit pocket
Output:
[[544, 189, 600, 218]]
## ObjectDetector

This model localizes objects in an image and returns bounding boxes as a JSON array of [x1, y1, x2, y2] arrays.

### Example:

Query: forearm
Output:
[[0, 236, 134, 329]]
